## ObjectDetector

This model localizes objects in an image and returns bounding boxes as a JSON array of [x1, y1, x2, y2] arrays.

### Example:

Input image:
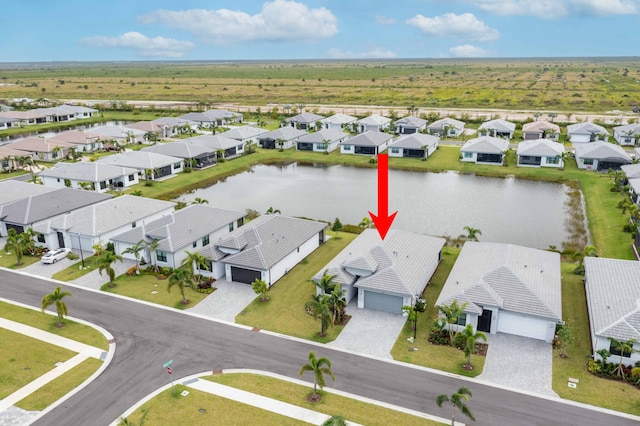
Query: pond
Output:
[[178, 163, 575, 249]]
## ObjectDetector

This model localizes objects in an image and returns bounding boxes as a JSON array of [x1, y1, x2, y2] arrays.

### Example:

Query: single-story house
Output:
[[584, 257, 640, 367], [257, 127, 307, 150], [516, 139, 565, 168], [142, 142, 217, 169], [48, 130, 102, 153], [39, 162, 139, 192], [522, 121, 560, 141], [126, 121, 171, 140], [95, 151, 184, 179], [90, 125, 146, 145], [0, 188, 111, 237], [36, 104, 99, 122], [574, 141, 632, 171], [478, 119, 516, 139], [627, 178, 640, 205], [395, 116, 427, 134], [340, 131, 393, 155], [182, 134, 246, 159], [0, 180, 57, 207], [436, 242, 562, 342], [284, 112, 324, 130], [152, 117, 196, 136], [8, 137, 76, 162], [566, 122, 609, 144], [613, 123, 640, 146], [36, 195, 175, 251], [388, 133, 439, 158], [296, 129, 349, 153], [320, 113, 358, 132], [0, 116, 19, 130], [179, 110, 242, 127], [356, 114, 391, 133], [0, 110, 49, 125], [219, 126, 269, 146], [0, 146, 33, 171], [312, 229, 445, 314], [199, 214, 327, 286], [460, 136, 509, 165], [427, 118, 465, 138], [635, 147, 640, 161], [621, 164, 640, 204]]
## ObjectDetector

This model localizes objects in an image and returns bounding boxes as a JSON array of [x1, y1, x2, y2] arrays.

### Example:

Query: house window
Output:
[[229, 222, 234, 232], [128, 174, 135, 181], [192, 241, 197, 248], [238, 217, 244, 227], [457, 313, 467, 326], [1, 161, 8, 168], [610, 341, 632, 357], [624, 137, 632, 144], [343, 145, 352, 151], [463, 152, 473, 158], [237, 144, 243, 151], [583, 158, 594, 165], [391, 147, 400, 154], [156, 251, 167, 262], [99, 181, 107, 190], [546, 156, 560, 164], [56, 178, 61, 182], [132, 222, 136, 228], [173, 162, 181, 170], [37, 234, 45, 243], [202, 235, 210, 246], [316, 143, 327, 150]]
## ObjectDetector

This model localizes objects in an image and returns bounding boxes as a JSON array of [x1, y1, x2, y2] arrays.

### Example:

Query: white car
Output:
[[41, 248, 71, 264]]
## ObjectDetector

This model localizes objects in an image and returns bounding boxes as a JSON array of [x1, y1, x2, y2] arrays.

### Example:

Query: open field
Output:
[[2, 58, 640, 113]]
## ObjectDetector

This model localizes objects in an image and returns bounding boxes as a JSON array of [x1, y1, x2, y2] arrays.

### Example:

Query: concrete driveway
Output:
[[188, 279, 257, 323], [478, 333, 558, 397], [20, 254, 76, 279]]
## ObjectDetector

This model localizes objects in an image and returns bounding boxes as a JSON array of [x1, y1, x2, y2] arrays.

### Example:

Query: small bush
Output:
[[66, 252, 79, 261], [125, 266, 138, 276], [144, 180, 154, 187], [183, 167, 192, 173], [341, 224, 364, 234]]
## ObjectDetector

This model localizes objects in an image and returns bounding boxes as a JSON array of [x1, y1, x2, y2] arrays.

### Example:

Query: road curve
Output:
[[0, 269, 636, 426]]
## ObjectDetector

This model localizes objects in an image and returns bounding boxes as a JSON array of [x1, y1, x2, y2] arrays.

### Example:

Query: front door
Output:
[[477, 309, 492, 333], [57, 232, 65, 248]]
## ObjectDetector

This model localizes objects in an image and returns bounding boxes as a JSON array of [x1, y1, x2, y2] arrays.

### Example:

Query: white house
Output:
[[613, 123, 640, 146], [340, 131, 393, 155], [522, 121, 560, 141], [356, 114, 391, 133], [460, 136, 509, 165], [183, 134, 247, 159], [320, 113, 358, 132], [478, 119, 516, 140], [48, 130, 102, 153], [180, 110, 242, 127], [95, 151, 184, 179], [574, 141, 632, 171], [516, 139, 565, 168], [39, 162, 140, 192], [257, 127, 307, 150], [284, 112, 324, 130], [566, 122, 609, 144], [142, 141, 217, 169], [90, 125, 146, 145], [152, 117, 196, 136], [8, 137, 76, 162], [388, 133, 439, 159], [395, 116, 427, 134], [296, 129, 349, 153], [427, 118, 465, 138], [0, 116, 19, 130], [584, 257, 640, 367], [126, 121, 171, 140], [219, 125, 269, 146]]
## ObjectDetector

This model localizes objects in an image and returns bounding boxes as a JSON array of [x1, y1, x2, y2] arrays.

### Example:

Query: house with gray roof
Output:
[[0, 116, 19, 130], [285, 112, 324, 130], [395, 116, 427, 134], [522, 121, 560, 141], [356, 114, 391, 133], [296, 129, 349, 153], [142, 141, 217, 169], [8, 137, 76, 162], [39, 162, 139, 192], [126, 121, 171, 139], [478, 119, 516, 140], [179, 110, 242, 126], [436, 242, 562, 342], [340, 131, 393, 155], [388, 133, 439, 159], [89, 125, 146, 145], [198, 214, 327, 286], [95, 151, 184, 179], [312, 229, 445, 314], [567, 122, 609, 144], [152, 117, 196, 137], [182, 134, 246, 158], [219, 125, 269, 146], [516, 139, 565, 168], [257, 127, 307, 150], [574, 141, 632, 171], [48, 130, 102, 153], [320, 113, 358, 131], [0, 146, 33, 171], [460, 136, 509, 165], [613, 123, 640, 146], [0, 180, 56, 207], [427, 118, 465, 138], [1, 109, 48, 125], [621, 164, 640, 204], [36, 104, 98, 122], [584, 257, 640, 366], [111, 204, 245, 269]]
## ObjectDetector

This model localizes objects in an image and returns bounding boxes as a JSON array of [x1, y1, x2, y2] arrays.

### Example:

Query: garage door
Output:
[[363, 291, 403, 314], [230, 266, 261, 284], [497, 311, 550, 341]]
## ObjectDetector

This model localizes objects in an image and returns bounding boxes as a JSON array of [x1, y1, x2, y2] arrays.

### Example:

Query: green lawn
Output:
[[51, 255, 99, 282], [0, 253, 41, 269]]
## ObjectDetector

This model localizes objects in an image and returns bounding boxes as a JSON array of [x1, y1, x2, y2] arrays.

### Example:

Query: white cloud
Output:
[[454, 0, 637, 18], [80, 32, 194, 58], [138, 0, 338, 44], [572, 0, 637, 16], [327, 47, 397, 59], [449, 44, 492, 58], [406, 13, 499, 42], [375, 15, 396, 25]]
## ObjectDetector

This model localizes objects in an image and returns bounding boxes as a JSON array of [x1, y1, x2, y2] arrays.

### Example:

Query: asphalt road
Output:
[[1, 270, 637, 426]]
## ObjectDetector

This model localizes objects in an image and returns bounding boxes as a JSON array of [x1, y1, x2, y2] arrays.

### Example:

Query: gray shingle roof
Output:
[[574, 141, 632, 162], [461, 136, 509, 154], [522, 121, 560, 133], [95, 151, 182, 169], [90, 125, 146, 140], [390, 133, 439, 150], [436, 242, 562, 321], [0, 180, 57, 206], [357, 114, 391, 126], [219, 126, 268, 141], [341, 131, 393, 147], [297, 129, 349, 143], [516, 139, 564, 157], [479, 119, 516, 133], [39, 162, 137, 182], [179, 110, 238, 123], [428, 118, 465, 131], [142, 141, 215, 158], [584, 257, 640, 341], [152, 117, 194, 127], [395, 116, 427, 128], [613, 123, 640, 135], [182, 135, 240, 150], [285, 112, 324, 124], [620, 163, 640, 179], [258, 127, 308, 141], [320, 113, 357, 125], [8, 137, 76, 153], [567, 122, 608, 135]]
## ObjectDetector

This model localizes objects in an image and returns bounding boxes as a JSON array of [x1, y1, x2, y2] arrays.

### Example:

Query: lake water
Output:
[[179, 163, 573, 249]]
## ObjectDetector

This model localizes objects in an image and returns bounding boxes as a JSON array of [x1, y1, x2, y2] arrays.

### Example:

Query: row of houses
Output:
[[0, 104, 99, 128]]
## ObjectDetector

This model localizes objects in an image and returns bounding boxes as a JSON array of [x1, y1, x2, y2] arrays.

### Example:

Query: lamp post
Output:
[[76, 234, 85, 269]]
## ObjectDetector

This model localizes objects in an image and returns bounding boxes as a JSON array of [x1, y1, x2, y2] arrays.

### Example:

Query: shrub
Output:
[[125, 266, 138, 276], [144, 180, 154, 187], [183, 167, 192, 173], [66, 252, 79, 261], [160, 266, 173, 276], [341, 224, 364, 234]]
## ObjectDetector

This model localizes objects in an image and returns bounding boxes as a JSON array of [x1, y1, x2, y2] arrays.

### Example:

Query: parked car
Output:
[[41, 248, 71, 264]]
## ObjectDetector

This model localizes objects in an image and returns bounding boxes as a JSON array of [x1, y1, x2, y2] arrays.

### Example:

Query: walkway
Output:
[[70, 257, 136, 290]]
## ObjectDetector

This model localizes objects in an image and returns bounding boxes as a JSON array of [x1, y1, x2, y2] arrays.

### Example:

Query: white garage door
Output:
[[363, 291, 403, 314], [497, 311, 550, 341]]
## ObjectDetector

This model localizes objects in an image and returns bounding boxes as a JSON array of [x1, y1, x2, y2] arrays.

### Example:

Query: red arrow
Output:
[[368, 154, 397, 240]]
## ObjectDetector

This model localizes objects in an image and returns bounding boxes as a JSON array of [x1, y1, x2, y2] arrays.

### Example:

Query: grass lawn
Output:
[[100, 272, 210, 310], [552, 263, 640, 415], [51, 255, 99, 282], [235, 231, 357, 343], [205, 373, 441, 426], [0, 329, 75, 398], [0, 253, 41, 269]]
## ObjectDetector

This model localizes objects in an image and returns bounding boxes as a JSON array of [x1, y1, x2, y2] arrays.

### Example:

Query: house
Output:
[[183, 134, 246, 158], [584, 257, 640, 367], [199, 214, 327, 286], [48, 130, 102, 153], [0, 116, 19, 130], [37, 195, 175, 251], [478, 119, 516, 139], [635, 147, 640, 161], [320, 113, 358, 132], [0, 146, 33, 171], [111, 205, 246, 269], [388, 133, 439, 158], [0, 188, 111, 237], [356, 114, 391, 133], [8, 137, 76, 162], [284, 112, 324, 130], [152, 117, 196, 136], [179, 110, 242, 127], [613, 123, 640, 146], [574, 141, 632, 171], [628, 179, 640, 205], [0, 180, 57, 207], [219, 125, 269, 146], [38, 162, 140, 192], [395, 116, 427, 134], [126, 121, 171, 140], [516, 139, 565, 168], [95, 151, 184, 179], [142, 141, 217, 169], [460, 136, 509, 165], [312, 229, 445, 314], [621, 164, 640, 204], [522, 121, 560, 141], [36, 104, 99, 122], [90, 125, 146, 145], [296, 129, 349, 153], [257, 127, 307, 150], [566, 122, 609, 144], [436, 242, 562, 342], [340, 131, 393, 155], [427, 118, 465, 138], [1, 110, 49, 125]]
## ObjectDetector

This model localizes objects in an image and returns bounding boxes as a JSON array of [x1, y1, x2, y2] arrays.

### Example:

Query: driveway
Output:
[[477, 333, 557, 397], [326, 301, 407, 359], [187, 279, 257, 322], [20, 253, 76, 279], [70, 257, 136, 290]]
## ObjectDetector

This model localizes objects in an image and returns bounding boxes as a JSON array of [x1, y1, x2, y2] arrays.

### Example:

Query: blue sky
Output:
[[3, 0, 639, 62]]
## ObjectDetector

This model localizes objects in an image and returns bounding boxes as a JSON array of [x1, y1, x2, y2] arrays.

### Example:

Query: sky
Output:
[[2, 0, 640, 62]]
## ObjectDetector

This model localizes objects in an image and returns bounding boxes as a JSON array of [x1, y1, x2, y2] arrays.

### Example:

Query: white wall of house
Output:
[[614, 131, 637, 146], [358, 123, 389, 133], [460, 151, 477, 163], [266, 233, 321, 286], [496, 311, 556, 342], [570, 133, 606, 144], [593, 336, 640, 367], [388, 147, 404, 158], [576, 157, 599, 170], [517, 156, 564, 168], [340, 144, 354, 155], [312, 140, 342, 152]]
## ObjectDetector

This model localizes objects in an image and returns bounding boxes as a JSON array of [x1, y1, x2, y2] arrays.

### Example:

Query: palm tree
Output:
[[608, 338, 638, 379], [251, 278, 269, 302], [265, 206, 281, 215], [181, 250, 210, 284], [305, 295, 333, 337], [402, 305, 418, 331], [192, 197, 209, 205], [146, 239, 161, 272], [322, 416, 347, 426], [358, 217, 374, 229], [21, 227, 37, 256], [462, 226, 481, 241], [41, 286, 72, 327], [314, 269, 337, 295], [98, 251, 123, 288], [327, 287, 346, 325], [52, 145, 62, 160], [438, 300, 468, 345], [436, 387, 476, 426], [4, 228, 27, 265], [168, 267, 195, 305], [122, 240, 146, 274], [556, 324, 574, 358], [299, 351, 335, 402], [460, 324, 487, 369]]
